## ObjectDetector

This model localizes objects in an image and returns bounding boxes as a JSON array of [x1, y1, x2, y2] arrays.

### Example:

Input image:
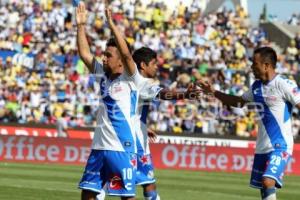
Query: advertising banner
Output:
[[0, 136, 299, 175], [0, 135, 91, 165], [150, 144, 299, 175]]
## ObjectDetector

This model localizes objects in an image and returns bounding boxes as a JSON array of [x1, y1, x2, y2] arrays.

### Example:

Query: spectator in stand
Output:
[[56, 111, 68, 137]]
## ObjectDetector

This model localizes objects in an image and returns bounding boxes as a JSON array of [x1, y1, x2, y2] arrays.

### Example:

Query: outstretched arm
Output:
[[76, 2, 94, 72], [198, 80, 247, 107], [105, 0, 136, 76]]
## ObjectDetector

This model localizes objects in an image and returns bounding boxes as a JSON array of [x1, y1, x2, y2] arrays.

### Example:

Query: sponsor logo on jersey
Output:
[[109, 175, 122, 190], [124, 141, 131, 147], [292, 87, 300, 95], [253, 88, 260, 95], [113, 85, 123, 93], [275, 143, 281, 148], [140, 155, 150, 165], [271, 166, 278, 174], [266, 96, 277, 101], [281, 151, 289, 162], [131, 158, 137, 168]]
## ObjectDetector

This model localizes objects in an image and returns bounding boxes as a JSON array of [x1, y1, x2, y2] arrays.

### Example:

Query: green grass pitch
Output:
[[0, 162, 299, 200]]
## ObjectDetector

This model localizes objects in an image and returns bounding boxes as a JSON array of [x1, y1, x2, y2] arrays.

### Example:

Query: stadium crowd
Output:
[[0, 0, 300, 138]]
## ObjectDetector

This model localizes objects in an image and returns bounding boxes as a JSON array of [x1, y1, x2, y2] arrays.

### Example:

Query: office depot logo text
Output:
[[0, 136, 90, 164], [155, 145, 295, 173]]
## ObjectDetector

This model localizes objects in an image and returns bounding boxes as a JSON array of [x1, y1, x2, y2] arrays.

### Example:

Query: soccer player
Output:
[[132, 47, 163, 200], [132, 47, 200, 200], [75, 2, 140, 200], [104, 2, 200, 199], [198, 46, 300, 200]]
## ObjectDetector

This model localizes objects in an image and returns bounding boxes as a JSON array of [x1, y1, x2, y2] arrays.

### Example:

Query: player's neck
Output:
[[263, 72, 277, 84], [108, 72, 122, 80], [140, 70, 148, 78]]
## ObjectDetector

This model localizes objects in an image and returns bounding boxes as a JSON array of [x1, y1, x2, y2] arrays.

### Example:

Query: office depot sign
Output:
[[151, 144, 299, 175], [0, 136, 299, 175], [0, 135, 91, 164]]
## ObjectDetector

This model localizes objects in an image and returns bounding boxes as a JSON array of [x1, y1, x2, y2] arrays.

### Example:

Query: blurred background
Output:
[[1, 0, 300, 139]]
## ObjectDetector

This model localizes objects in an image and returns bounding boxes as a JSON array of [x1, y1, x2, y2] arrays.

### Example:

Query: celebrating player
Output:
[[131, 47, 199, 200], [76, 2, 140, 200], [198, 46, 300, 200], [103, 2, 201, 199]]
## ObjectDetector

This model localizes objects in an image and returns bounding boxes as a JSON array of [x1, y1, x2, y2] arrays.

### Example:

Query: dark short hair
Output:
[[106, 37, 132, 53], [254, 46, 277, 68], [132, 47, 157, 70]]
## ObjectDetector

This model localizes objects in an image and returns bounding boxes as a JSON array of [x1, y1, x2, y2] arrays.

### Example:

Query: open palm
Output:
[[75, 2, 87, 25]]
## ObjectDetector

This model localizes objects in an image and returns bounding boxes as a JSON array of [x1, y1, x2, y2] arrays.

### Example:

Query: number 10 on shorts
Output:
[[123, 168, 133, 180], [123, 168, 133, 190]]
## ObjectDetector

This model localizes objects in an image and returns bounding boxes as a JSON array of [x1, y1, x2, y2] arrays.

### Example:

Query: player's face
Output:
[[251, 53, 266, 80], [144, 58, 158, 78], [103, 46, 123, 74]]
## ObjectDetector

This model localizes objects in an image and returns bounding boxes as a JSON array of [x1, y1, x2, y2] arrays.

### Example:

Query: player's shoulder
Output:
[[118, 74, 138, 90], [276, 74, 297, 87], [149, 78, 160, 85], [142, 77, 160, 86]]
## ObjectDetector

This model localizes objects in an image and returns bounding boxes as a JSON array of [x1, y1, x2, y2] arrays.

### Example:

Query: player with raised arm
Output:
[[104, 2, 200, 199], [198, 47, 300, 200], [76, 2, 140, 200]]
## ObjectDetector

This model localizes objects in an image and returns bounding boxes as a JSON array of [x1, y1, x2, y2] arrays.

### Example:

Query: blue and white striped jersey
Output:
[[135, 75, 162, 155], [91, 59, 139, 153], [242, 75, 300, 154]]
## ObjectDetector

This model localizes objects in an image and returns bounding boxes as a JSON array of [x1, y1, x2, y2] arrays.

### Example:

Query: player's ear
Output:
[[140, 61, 147, 70], [264, 62, 269, 70], [118, 59, 123, 68]]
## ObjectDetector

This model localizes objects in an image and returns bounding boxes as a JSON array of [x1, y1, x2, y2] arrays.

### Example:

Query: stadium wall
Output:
[[1, 135, 300, 175], [260, 22, 295, 49]]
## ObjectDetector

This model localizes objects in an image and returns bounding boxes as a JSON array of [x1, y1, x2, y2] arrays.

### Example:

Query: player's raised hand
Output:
[[75, 1, 87, 26], [184, 83, 202, 100], [147, 128, 157, 143], [197, 79, 215, 95], [104, 0, 113, 23]]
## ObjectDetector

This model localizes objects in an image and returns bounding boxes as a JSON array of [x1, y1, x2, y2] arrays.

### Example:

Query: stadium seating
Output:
[[0, 0, 299, 138]]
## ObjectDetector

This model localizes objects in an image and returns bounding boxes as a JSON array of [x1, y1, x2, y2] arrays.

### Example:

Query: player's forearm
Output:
[[108, 21, 136, 76], [77, 25, 93, 71], [214, 91, 245, 107]]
